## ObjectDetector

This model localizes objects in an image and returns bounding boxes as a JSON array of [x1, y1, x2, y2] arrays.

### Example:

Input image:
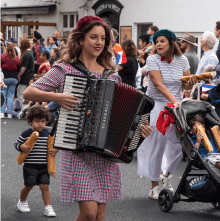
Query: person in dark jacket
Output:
[[33, 31, 44, 73], [118, 39, 138, 87], [17, 38, 34, 108]]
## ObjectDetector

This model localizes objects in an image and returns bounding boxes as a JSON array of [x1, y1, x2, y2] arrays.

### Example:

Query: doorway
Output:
[[100, 11, 119, 43], [137, 23, 152, 49]]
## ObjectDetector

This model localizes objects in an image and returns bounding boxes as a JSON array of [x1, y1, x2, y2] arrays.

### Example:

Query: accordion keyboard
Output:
[[54, 75, 88, 150]]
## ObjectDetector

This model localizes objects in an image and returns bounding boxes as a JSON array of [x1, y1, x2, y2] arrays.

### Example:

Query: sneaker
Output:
[[159, 174, 174, 193], [17, 199, 30, 212], [0, 113, 4, 118], [7, 114, 13, 119], [44, 205, 56, 217], [148, 185, 162, 200]]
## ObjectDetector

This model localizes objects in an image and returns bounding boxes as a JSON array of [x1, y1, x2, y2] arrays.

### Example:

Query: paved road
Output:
[[1, 118, 220, 221]]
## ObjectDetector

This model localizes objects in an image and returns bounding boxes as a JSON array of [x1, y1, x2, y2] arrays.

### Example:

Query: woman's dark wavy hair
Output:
[[121, 39, 138, 58], [152, 37, 182, 62], [60, 21, 115, 71]]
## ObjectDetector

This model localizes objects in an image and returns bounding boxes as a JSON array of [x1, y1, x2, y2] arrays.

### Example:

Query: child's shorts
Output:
[[23, 164, 50, 186]]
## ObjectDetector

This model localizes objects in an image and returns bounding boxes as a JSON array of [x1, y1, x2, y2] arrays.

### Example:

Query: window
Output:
[[137, 24, 152, 49], [63, 15, 68, 28], [70, 15, 74, 28], [76, 14, 79, 23]]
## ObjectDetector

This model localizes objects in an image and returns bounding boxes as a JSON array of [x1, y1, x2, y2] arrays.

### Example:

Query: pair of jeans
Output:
[[17, 84, 28, 107], [47, 101, 60, 116], [1, 78, 18, 114]]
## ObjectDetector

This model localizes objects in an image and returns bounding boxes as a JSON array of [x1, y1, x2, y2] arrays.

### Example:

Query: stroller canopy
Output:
[[173, 100, 220, 132]]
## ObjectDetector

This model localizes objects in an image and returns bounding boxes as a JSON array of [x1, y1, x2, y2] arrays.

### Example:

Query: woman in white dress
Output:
[[137, 29, 197, 199]]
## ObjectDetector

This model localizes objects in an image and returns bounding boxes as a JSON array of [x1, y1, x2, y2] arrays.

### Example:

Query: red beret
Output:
[[72, 15, 107, 32]]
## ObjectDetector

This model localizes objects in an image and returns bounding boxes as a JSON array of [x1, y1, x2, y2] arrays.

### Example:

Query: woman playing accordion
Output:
[[23, 15, 152, 221]]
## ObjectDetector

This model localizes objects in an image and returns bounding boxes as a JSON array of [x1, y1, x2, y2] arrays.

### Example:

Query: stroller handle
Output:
[[164, 106, 174, 114]]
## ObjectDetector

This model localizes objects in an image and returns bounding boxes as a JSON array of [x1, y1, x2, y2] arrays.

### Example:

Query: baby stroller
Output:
[[158, 100, 220, 212]]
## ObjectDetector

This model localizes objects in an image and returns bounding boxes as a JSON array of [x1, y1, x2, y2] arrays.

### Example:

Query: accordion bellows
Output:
[[16, 131, 39, 164], [196, 125, 213, 153]]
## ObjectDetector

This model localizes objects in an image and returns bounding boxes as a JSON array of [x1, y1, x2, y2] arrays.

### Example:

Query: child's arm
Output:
[[14, 132, 28, 152], [48, 148, 59, 156], [14, 131, 33, 152], [20, 143, 32, 153], [195, 132, 204, 150]]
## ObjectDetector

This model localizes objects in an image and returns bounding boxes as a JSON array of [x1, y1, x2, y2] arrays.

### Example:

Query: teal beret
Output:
[[153, 29, 176, 44]]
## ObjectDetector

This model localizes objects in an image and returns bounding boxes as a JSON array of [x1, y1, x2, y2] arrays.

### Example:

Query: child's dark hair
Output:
[[27, 106, 50, 124], [188, 116, 205, 129], [41, 51, 50, 60], [149, 25, 159, 33]]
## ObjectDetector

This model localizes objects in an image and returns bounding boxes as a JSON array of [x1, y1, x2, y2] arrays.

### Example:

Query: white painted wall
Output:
[[1, 0, 38, 7], [2, 0, 220, 56], [116, 0, 220, 56]]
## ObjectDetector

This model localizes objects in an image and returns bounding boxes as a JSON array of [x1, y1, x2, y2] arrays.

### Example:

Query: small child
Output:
[[146, 26, 159, 50], [14, 106, 58, 216], [188, 116, 220, 175]]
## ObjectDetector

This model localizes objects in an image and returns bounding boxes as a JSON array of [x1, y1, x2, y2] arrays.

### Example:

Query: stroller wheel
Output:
[[212, 202, 220, 209], [158, 189, 174, 212]]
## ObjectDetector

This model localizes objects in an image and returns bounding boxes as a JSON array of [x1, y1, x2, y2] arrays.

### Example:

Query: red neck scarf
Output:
[[161, 56, 172, 64], [156, 103, 175, 135]]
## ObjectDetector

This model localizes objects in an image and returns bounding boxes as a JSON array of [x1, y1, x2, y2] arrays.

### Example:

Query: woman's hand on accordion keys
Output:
[[54, 93, 80, 110], [140, 120, 153, 138]]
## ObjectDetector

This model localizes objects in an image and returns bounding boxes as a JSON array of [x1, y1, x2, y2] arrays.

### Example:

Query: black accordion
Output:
[[54, 74, 154, 163]]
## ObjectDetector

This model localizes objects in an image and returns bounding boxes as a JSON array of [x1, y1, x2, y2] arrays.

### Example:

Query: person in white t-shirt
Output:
[[137, 29, 197, 199]]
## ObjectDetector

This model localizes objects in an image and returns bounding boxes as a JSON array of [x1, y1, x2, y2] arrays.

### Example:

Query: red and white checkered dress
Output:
[[31, 63, 123, 203]]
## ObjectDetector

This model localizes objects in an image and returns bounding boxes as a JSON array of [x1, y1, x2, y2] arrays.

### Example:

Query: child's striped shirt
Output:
[[14, 128, 50, 164]]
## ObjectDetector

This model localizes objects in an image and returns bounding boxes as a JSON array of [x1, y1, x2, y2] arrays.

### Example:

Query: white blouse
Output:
[[146, 54, 190, 102]]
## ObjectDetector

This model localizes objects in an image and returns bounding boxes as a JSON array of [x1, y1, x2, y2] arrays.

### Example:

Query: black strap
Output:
[[102, 69, 112, 79], [70, 60, 96, 79], [70, 60, 112, 79], [49, 111, 59, 137]]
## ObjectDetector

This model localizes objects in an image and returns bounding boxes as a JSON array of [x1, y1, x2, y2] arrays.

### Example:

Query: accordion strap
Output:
[[70, 60, 112, 79]]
